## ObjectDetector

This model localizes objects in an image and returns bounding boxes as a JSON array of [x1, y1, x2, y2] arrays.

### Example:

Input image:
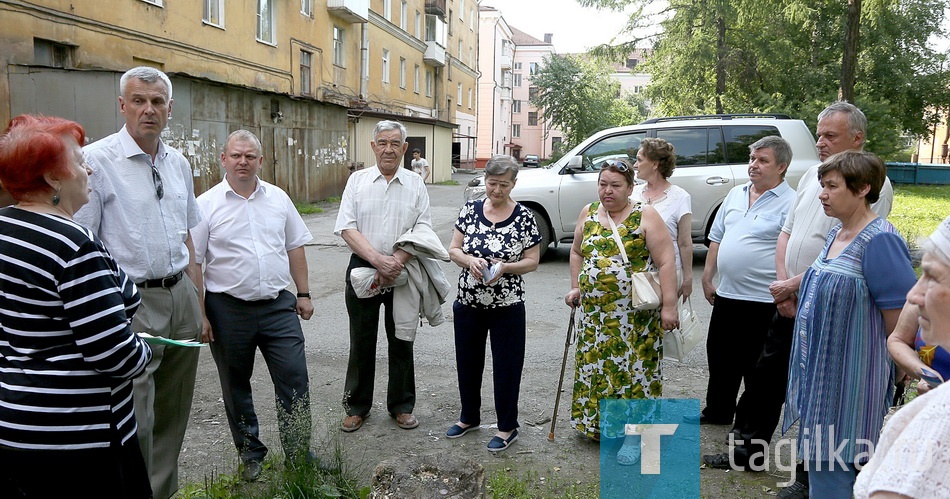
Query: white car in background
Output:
[[466, 114, 820, 257]]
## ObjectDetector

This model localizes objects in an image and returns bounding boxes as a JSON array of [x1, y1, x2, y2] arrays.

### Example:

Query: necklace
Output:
[[605, 201, 630, 223], [641, 184, 670, 205]]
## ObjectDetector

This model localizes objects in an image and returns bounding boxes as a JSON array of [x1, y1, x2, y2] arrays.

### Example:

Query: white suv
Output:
[[465, 114, 820, 257]]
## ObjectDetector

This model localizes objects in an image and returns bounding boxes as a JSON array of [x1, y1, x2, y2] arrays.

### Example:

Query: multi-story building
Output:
[[609, 49, 653, 110], [475, 4, 513, 169], [0, 0, 477, 199], [509, 27, 560, 163]]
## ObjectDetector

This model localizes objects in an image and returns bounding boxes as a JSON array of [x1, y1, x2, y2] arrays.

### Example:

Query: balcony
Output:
[[424, 41, 445, 67], [500, 54, 512, 70], [327, 0, 368, 23], [425, 0, 446, 18], [499, 87, 511, 101]]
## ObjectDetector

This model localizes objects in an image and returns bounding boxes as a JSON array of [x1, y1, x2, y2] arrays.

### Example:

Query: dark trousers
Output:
[[453, 301, 526, 432], [729, 313, 795, 466], [206, 290, 312, 464], [702, 295, 777, 423], [0, 438, 152, 498], [343, 255, 415, 416]]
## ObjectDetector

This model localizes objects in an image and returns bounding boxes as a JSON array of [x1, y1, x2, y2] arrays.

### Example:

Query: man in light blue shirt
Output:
[[697, 136, 796, 427]]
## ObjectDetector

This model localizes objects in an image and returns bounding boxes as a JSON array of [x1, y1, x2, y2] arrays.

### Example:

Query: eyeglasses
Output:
[[603, 160, 630, 172], [149, 163, 164, 200]]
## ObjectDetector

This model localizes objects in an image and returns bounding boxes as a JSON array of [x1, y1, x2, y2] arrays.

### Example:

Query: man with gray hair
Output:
[[75, 66, 203, 499], [191, 130, 315, 481], [334, 120, 432, 433], [696, 136, 796, 433]]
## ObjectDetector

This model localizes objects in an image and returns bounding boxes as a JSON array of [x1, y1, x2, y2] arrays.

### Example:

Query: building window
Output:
[[400, 1, 408, 30], [512, 100, 521, 113], [529, 62, 539, 75], [513, 62, 522, 70], [399, 57, 406, 88], [257, 0, 275, 44], [384, 0, 392, 21], [459, 5, 464, 21], [425, 70, 433, 97], [381, 49, 390, 83], [470, 7, 475, 29], [333, 26, 345, 67], [299, 50, 312, 95], [203, 0, 224, 26], [415, 11, 421, 38], [457, 83, 462, 105], [634, 85, 643, 94], [468, 88, 472, 109], [458, 40, 463, 60], [513, 74, 522, 87], [626, 58, 639, 70], [512, 124, 521, 138], [33, 38, 72, 68], [448, 10, 453, 35], [529, 86, 538, 101], [300, 0, 312, 17], [414, 64, 420, 93], [528, 112, 538, 126]]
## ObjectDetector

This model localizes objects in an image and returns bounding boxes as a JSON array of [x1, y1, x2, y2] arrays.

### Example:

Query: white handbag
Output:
[[604, 206, 661, 311], [664, 298, 703, 361]]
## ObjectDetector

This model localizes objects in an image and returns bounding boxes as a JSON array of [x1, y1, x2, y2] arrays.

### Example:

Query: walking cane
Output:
[[548, 303, 578, 441]]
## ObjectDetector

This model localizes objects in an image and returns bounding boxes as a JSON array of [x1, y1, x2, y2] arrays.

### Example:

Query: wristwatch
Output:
[[296, 292, 311, 299]]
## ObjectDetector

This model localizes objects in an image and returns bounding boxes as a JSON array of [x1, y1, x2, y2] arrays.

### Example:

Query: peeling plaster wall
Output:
[[9, 68, 350, 202]]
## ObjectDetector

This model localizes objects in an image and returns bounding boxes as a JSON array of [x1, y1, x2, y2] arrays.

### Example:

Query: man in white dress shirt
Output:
[[75, 66, 203, 499], [191, 130, 314, 481], [334, 120, 432, 432]]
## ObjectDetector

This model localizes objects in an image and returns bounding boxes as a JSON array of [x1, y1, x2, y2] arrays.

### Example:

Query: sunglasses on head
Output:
[[604, 160, 630, 172]]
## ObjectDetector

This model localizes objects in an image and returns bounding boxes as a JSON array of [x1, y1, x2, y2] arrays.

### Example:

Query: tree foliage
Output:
[[530, 54, 646, 153], [581, 0, 950, 159]]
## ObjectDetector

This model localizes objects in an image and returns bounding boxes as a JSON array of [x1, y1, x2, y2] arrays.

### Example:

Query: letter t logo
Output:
[[625, 424, 679, 474]]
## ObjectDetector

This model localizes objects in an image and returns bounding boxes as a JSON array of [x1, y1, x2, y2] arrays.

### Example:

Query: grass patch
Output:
[[436, 180, 460, 186], [487, 468, 597, 499], [294, 202, 323, 215], [890, 185, 950, 247]]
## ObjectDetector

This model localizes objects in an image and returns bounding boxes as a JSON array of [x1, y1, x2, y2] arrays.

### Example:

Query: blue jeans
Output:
[[807, 460, 857, 499]]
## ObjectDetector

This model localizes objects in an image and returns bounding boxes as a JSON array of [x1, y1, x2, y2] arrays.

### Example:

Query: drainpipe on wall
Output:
[[360, 23, 369, 100]]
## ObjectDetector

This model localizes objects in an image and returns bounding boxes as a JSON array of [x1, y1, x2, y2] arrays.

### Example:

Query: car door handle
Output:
[[705, 177, 730, 185]]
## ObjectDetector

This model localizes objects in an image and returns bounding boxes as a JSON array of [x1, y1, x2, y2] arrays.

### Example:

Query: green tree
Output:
[[530, 54, 645, 152], [580, 0, 950, 159]]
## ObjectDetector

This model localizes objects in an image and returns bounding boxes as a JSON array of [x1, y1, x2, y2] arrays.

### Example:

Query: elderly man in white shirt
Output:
[[334, 120, 433, 433], [191, 130, 314, 482]]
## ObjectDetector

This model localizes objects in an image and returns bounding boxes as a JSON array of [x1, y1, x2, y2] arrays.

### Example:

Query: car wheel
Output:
[[529, 207, 552, 259]]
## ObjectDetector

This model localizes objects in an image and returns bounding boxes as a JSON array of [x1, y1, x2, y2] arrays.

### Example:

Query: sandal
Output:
[[616, 442, 641, 466]]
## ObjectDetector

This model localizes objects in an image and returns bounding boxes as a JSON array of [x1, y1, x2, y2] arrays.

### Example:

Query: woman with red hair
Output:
[[0, 115, 153, 498]]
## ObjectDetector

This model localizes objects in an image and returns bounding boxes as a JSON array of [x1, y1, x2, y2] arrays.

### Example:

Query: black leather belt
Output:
[[138, 270, 184, 289]]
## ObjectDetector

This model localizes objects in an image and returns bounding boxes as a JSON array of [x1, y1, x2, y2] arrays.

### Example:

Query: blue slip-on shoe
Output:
[[487, 429, 519, 452], [446, 423, 479, 439]]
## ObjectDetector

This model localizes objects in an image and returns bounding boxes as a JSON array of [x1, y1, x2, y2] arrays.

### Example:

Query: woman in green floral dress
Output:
[[564, 160, 678, 463]]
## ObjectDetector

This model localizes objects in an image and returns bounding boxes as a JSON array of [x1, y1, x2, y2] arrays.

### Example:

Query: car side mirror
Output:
[[560, 155, 583, 175]]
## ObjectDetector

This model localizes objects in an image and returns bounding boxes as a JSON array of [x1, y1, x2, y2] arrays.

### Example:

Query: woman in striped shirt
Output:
[[0, 115, 153, 498], [782, 151, 917, 499]]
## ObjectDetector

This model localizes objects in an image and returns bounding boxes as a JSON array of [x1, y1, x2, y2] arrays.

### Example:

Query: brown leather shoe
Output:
[[393, 412, 419, 429], [341, 414, 365, 433]]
